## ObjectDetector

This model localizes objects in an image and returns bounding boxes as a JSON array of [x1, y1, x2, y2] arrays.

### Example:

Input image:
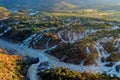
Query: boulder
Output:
[[115, 65, 120, 73], [37, 62, 49, 74], [25, 56, 39, 65]]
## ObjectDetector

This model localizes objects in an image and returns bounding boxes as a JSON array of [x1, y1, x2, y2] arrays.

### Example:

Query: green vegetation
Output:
[[1, 7, 120, 64], [1, 10, 114, 43], [0, 0, 120, 79], [107, 52, 120, 62], [1, 7, 120, 78], [49, 37, 98, 65], [43, 10, 120, 22], [49, 27, 120, 65], [40, 67, 119, 80]]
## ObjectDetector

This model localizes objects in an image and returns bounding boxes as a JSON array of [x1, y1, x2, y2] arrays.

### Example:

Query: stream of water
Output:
[[0, 25, 120, 79]]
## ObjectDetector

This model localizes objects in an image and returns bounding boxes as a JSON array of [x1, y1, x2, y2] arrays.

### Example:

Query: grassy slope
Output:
[[42, 9, 120, 22], [41, 67, 119, 80]]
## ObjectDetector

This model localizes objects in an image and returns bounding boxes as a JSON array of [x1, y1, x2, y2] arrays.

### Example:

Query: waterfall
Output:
[[115, 39, 120, 52], [58, 32, 67, 43], [20, 33, 37, 47], [94, 41, 110, 67], [20, 29, 50, 47], [80, 47, 91, 66], [85, 46, 91, 54], [32, 29, 50, 45], [73, 32, 77, 41], [0, 27, 12, 36], [96, 45, 102, 66], [45, 38, 51, 49], [107, 61, 120, 77], [68, 32, 72, 42]]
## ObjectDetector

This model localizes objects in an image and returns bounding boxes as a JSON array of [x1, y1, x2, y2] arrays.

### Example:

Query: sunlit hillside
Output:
[[1, 0, 120, 80], [0, 7, 11, 20], [0, 48, 26, 80]]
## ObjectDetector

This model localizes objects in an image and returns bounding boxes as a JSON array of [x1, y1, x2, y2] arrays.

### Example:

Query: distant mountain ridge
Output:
[[0, 0, 120, 10]]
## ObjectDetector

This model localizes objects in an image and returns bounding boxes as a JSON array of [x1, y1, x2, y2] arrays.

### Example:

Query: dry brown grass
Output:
[[0, 48, 24, 80]]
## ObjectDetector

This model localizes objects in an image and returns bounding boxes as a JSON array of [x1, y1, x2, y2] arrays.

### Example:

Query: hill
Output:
[[0, 48, 26, 80], [0, 7, 10, 20], [0, 0, 120, 11]]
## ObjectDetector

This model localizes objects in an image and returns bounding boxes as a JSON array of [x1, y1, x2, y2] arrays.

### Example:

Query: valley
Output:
[[1, 1, 120, 79]]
